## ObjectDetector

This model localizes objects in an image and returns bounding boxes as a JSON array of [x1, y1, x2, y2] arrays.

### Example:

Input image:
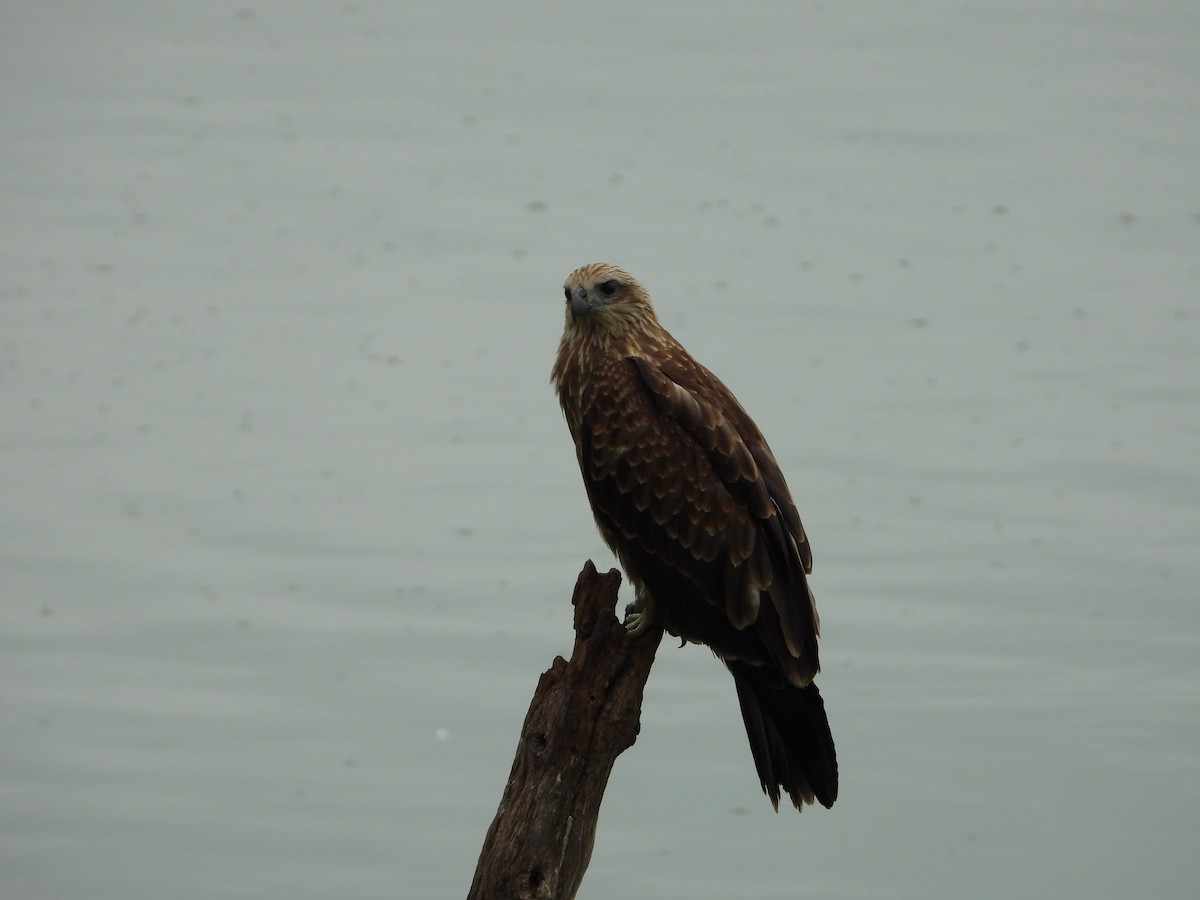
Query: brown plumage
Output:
[[551, 262, 837, 811]]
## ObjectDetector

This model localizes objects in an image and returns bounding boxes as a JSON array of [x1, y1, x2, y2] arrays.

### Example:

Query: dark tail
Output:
[[727, 660, 838, 811]]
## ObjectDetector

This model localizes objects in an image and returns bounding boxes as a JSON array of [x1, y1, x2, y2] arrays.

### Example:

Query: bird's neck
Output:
[[552, 318, 686, 430]]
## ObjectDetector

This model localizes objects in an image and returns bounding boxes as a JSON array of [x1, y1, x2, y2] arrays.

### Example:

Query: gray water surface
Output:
[[3, 3, 1198, 898]]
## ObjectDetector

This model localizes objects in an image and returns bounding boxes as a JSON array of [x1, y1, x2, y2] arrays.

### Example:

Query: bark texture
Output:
[[466, 561, 663, 900]]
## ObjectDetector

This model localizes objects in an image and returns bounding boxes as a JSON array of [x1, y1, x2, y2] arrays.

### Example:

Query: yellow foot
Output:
[[623, 604, 654, 638]]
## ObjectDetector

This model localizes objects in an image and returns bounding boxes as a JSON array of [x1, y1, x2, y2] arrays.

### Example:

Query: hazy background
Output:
[[3, 2, 1198, 898]]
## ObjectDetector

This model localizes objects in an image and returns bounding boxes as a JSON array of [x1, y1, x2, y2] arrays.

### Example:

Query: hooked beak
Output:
[[569, 289, 593, 320]]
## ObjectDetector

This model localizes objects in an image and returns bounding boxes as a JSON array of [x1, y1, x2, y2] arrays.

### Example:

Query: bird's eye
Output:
[[563, 287, 571, 303], [597, 280, 619, 297]]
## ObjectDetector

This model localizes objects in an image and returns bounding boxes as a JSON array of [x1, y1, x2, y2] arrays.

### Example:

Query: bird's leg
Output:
[[623, 585, 657, 638]]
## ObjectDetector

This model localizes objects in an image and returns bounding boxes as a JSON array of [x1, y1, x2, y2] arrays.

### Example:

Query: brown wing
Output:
[[577, 354, 819, 685]]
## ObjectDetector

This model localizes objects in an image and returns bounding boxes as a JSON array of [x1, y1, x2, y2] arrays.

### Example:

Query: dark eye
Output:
[[563, 286, 571, 303], [597, 280, 619, 297]]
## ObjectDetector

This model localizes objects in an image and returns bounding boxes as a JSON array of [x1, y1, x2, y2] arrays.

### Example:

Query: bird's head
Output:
[[562, 263, 658, 339]]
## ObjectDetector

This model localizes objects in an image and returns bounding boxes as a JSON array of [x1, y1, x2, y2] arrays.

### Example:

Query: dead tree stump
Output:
[[466, 560, 664, 900]]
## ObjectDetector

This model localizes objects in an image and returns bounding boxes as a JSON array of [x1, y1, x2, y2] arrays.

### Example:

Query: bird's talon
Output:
[[623, 608, 653, 638]]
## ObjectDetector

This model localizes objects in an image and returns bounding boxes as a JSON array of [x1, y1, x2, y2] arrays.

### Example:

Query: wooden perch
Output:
[[467, 561, 664, 900]]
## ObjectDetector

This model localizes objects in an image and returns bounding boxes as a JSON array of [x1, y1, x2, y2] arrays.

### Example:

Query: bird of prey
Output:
[[551, 262, 837, 811]]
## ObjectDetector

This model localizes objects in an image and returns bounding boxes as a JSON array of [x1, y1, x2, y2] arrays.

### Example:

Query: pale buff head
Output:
[[561, 263, 659, 340]]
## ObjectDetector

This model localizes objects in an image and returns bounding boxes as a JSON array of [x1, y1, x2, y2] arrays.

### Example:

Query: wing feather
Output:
[[579, 355, 818, 681]]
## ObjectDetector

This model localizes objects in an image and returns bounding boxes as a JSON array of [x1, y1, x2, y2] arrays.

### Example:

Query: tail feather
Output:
[[728, 660, 838, 811]]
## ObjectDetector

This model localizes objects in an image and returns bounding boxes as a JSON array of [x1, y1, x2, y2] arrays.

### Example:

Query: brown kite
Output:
[[552, 262, 837, 811]]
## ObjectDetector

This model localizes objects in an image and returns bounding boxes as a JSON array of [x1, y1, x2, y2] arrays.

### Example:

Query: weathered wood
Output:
[[466, 561, 664, 900]]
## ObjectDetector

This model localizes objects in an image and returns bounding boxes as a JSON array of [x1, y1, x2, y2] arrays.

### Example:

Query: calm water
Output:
[[3, 3, 1198, 898]]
